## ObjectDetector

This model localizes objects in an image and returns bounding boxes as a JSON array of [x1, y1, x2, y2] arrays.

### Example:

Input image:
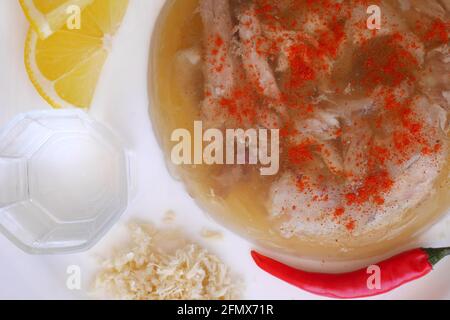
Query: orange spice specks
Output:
[[217, 84, 260, 124], [219, 97, 237, 115], [214, 35, 224, 47], [421, 146, 433, 156], [393, 131, 412, 153], [422, 143, 442, 156], [373, 195, 385, 205], [345, 171, 394, 206], [306, 104, 314, 113], [317, 21, 346, 58], [288, 142, 314, 165], [359, 35, 419, 91], [384, 93, 402, 110], [424, 19, 449, 44], [255, 3, 274, 15], [434, 143, 442, 153], [208, 33, 228, 74], [370, 145, 390, 166], [390, 32, 404, 43], [296, 175, 310, 192], [334, 207, 345, 218], [280, 121, 298, 138], [345, 218, 356, 232], [312, 194, 329, 202], [400, 107, 423, 135], [215, 64, 224, 73], [287, 44, 316, 89]]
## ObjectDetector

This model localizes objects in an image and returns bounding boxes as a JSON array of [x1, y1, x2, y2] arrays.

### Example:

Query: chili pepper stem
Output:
[[424, 247, 450, 266]]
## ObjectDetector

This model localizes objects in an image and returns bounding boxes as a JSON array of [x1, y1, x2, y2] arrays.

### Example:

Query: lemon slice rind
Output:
[[23, 0, 129, 109], [19, 0, 94, 39], [19, 0, 53, 39], [25, 29, 104, 109]]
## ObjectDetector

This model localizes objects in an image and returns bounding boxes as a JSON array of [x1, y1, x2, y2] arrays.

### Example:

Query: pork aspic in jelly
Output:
[[151, 0, 449, 258]]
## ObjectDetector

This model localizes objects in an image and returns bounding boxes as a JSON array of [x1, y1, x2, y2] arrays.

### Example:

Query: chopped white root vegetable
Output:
[[201, 228, 224, 240], [163, 210, 177, 223], [94, 224, 242, 300]]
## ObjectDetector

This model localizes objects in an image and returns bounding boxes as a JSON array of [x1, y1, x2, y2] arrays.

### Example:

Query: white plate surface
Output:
[[1, 0, 450, 300]]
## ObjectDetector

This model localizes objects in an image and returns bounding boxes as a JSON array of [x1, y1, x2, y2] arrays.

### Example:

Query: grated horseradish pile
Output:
[[94, 224, 242, 300]]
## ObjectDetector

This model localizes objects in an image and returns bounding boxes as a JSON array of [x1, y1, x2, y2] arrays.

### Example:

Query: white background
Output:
[[1, 0, 450, 300]]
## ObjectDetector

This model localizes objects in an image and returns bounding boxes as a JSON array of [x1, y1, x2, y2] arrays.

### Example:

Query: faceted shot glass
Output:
[[0, 110, 135, 254]]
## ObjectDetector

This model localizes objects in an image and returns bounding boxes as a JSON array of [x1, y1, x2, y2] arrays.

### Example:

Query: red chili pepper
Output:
[[251, 247, 450, 299]]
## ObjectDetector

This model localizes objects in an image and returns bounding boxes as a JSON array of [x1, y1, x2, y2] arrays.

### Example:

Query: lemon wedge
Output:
[[19, 0, 95, 39], [24, 0, 129, 109]]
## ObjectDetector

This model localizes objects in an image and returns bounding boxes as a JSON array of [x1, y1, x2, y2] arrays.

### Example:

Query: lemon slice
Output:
[[19, 0, 95, 39], [24, 0, 129, 109]]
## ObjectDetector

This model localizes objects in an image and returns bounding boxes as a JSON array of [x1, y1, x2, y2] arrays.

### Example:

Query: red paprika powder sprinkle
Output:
[[345, 171, 394, 206], [288, 142, 314, 165], [424, 19, 449, 44]]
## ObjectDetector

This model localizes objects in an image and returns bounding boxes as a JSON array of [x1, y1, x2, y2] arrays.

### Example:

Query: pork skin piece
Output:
[[293, 110, 344, 175], [408, 0, 447, 18], [269, 171, 342, 238], [238, 4, 281, 99], [420, 45, 450, 110], [200, 0, 236, 126], [342, 116, 373, 184]]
